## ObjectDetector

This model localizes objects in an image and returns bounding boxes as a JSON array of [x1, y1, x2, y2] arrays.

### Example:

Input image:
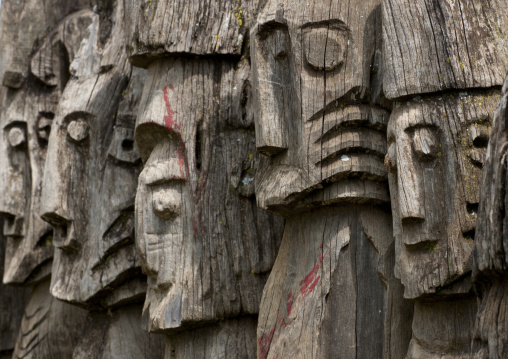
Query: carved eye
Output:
[[67, 119, 89, 143], [107, 127, 141, 164], [411, 127, 439, 161], [7, 126, 26, 148], [304, 27, 346, 71], [270, 29, 289, 60], [37, 113, 54, 142]]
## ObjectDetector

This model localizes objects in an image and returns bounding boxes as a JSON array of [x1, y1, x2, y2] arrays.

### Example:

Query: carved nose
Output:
[[0, 212, 24, 237], [255, 112, 289, 157], [253, 65, 288, 156], [397, 145, 426, 223]]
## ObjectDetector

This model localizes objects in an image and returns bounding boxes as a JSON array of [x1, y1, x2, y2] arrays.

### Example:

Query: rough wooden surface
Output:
[[251, 0, 389, 216], [250, 0, 413, 357], [0, 223, 30, 358], [0, 9, 93, 286], [40, 1, 147, 308], [12, 279, 87, 359], [0, 0, 91, 88], [257, 207, 412, 359], [386, 91, 500, 300], [164, 318, 257, 359], [472, 76, 508, 358], [134, 56, 283, 334], [126, 0, 262, 67], [73, 305, 164, 359], [382, 0, 508, 100]]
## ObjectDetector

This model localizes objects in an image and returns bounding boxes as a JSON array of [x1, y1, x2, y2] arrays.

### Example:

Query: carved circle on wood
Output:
[[7, 127, 26, 148], [67, 119, 89, 143]]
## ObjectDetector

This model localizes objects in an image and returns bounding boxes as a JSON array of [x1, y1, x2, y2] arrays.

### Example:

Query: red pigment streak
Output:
[[299, 262, 321, 297], [258, 326, 276, 359], [286, 292, 294, 317], [163, 85, 178, 130]]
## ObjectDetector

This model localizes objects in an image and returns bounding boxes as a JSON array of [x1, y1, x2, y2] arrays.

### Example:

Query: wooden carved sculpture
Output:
[[0, 3, 95, 358], [383, 0, 508, 357], [472, 76, 508, 358], [128, 1, 284, 357], [251, 1, 412, 358], [39, 1, 164, 357], [0, 227, 29, 359]]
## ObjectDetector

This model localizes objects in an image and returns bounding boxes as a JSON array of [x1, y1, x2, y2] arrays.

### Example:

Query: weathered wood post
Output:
[[37, 1, 164, 357], [382, 0, 508, 357], [251, 0, 413, 358], [0, 1, 95, 357], [127, 0, 284, 357], [473, 75, 508, 358]]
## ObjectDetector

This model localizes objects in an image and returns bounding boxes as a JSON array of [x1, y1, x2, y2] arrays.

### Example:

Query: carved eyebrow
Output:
[[3, 120, 27, 130], [300, 19, 349, 31], [141, 159, 186, 185], [258, 19, 288, 33], [404, 123, 439, 134]]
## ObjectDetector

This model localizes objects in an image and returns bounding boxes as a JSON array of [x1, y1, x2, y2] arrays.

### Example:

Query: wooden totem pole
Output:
[[128, 0, 284, 357], [383, 0, 508, 357], [38, 1, 164, 357], [251, 0, 413, 358], [0, 1, 96, 357], [473, 75, 508, 358]]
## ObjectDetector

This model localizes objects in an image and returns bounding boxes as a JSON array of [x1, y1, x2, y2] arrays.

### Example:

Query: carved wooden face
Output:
[[250, 0, 388, 215], [134, 58, 282, 332], [385, 91, 500, 299], [0, 11, 93, 285], [0, 86, 54, 284], [40, 12, 145, 306]]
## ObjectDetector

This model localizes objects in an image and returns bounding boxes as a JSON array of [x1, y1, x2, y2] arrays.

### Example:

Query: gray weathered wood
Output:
[[0, 220, 30, 358], [13, 279, 87, 359], [164, 318, 257, 359], [73, 305, 164, 359], [382, 0, 508, 100], [126, 0, 261, 67], [134, 56, 283, 335], [251, 0, 412, 357], [0, 9, 93, 286], [382, 1, 508, 356], [472, 76, 508, 358], [0, 0, 91, 88]]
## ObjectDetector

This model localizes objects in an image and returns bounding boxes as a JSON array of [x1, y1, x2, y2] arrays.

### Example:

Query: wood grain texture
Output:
[[382, 0, 508, 100], [0, 222, 31, 357], [472, 76, 508, 358], [40, 1, 148, 309], [0, 9, 93, 286], [0, 0, 92, 88], [12, 279, 87, 359], [134, 56, 283, 334], [251, 0, 389, 216], [164, 318, 257, 359], [257, 207, 412, 359], [73, 305, 164, 359], [126, 0, 262, 67]]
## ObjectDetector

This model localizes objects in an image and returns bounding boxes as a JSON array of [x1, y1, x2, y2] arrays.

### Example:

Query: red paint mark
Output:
[[258, 325, 276, 359], [299, 262, 321, 298], [287, 292, 293, 317], [163, 85, 178, 130], [319, 243, 323, 249]]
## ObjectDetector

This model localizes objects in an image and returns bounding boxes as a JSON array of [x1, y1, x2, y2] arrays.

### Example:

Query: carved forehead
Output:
[[388, 92, 500, 136], [2, 89, 28, 128], [257, 0, 379, 30]]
